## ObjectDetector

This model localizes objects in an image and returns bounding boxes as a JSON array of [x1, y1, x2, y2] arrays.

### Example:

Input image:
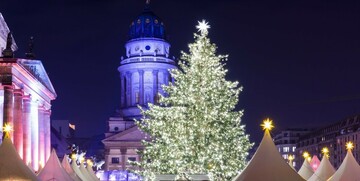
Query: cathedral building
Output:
[[0, 13, 57, 171], [102, 3, 176, 171]]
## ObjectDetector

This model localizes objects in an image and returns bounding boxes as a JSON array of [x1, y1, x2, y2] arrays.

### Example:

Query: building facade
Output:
[[296, 114, 360, 169], [102, 3, 176, 171], [0, 14, 57, 171], [273, 128, 310, 170]]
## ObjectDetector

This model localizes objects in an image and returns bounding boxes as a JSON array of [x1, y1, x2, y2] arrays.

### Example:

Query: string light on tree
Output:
[[133, 20, 252, 180]]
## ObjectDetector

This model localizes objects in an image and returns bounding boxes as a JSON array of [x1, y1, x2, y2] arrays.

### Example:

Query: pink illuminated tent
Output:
[[297, 159, 314, 180], [307, 155, 335, 181], [61, 155, 82, 181], [232, 129, 304, 181], [37, 149, 73, 181], [328, 149, 360, 181], [310, 155, 321, 171], [0, 137, 39, 181]]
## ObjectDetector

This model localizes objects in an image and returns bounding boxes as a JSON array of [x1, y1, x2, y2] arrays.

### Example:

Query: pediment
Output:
[[17, 59, 57, 97], [102, 125, 147, 142]]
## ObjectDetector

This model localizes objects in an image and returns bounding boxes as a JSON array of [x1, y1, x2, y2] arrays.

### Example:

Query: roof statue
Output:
[[0, 13, 18, 52], [25, 36, 35, 59], [0, 125, 39, 181], [297, 153, 314, 180], [37, 149, 74, 181], [307, 147, 335, 181], [232, 119, 304, 181], [61, 155, 82, 181], [2, 32, 14, 58], [328, 142, 360, 181]]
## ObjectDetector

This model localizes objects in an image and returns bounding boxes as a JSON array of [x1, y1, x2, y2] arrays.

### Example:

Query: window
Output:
[[111, 157, 120, 164], [127, 157, 136, 165], [154, 92, 160, 104], [135, 92, 139, 104], [283, 147, 289, 152], [128, 157, 136, 162], [292, 147, 296, 152], [283, 154, 288, 159]]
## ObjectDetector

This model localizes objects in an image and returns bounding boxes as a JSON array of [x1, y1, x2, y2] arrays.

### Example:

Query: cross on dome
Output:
[[196, 20, 210, 35]]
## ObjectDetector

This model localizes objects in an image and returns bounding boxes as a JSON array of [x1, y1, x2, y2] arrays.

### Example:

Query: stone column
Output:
[[22, 95, 31, 165], [126, 72, 132, 106], [120, 148, 127, 170], [13, 89, 23, 158], [138, 70, 144, 105], [120, 73, 125, 108], [3, 85, 14, 141], [152, 70, 159, 103], [0, 88, 4, 143], [44, 109, 51, 162], [38, 105, 45, 168], [30, 99, 39, 171]]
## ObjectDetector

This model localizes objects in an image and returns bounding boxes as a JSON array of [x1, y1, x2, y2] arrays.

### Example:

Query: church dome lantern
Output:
[[128, 5, 166, 40]]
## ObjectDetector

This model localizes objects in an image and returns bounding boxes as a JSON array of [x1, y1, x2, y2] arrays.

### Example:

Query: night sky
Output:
[[1, 1, 360, 143]]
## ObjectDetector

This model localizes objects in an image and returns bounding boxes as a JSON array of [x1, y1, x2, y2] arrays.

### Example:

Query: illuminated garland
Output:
[[133, 20, 253, 180]]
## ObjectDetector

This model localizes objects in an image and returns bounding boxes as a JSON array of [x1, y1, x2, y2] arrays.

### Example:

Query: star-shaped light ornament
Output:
[[196, 20, 210, 35], [288, 155, 294, 162], [302, 152, 310, 159], [261, 118, 274, 131], [322, 147, 329, 158], [346, 141, 354, 151], [3, 123, 13, 138]]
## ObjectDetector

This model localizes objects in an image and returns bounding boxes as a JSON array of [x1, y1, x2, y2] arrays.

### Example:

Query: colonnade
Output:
[[0, 85, 51, 171], [120, 69, 173, 108]]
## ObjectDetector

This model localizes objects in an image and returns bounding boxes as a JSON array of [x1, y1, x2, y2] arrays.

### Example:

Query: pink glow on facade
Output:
[[31, 100, 39, 171], [0, 58, 56, 171]]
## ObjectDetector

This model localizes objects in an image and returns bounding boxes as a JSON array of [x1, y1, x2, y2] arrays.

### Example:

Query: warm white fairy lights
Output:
[[133, 21, 252, 180]]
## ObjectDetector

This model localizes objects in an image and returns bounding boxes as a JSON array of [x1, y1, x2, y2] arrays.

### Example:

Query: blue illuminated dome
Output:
[[128, 5, 166, 40]]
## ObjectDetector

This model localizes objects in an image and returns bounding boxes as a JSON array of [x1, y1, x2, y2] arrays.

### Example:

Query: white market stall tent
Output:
[[37, 149, 73, 181], [0, 136, 39, 181], [232, 119, 305, 181]]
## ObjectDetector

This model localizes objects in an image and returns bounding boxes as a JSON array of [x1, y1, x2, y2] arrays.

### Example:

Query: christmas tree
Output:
[[134, 20, 252, 180]]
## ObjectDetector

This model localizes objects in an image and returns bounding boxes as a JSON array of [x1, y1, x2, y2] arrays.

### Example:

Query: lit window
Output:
[[293, 162, 296, 167], [283, 147, 289, 152], [111, 157, 119, 164], [283, 154, 288, 159], [292, 147, 296, 152]]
